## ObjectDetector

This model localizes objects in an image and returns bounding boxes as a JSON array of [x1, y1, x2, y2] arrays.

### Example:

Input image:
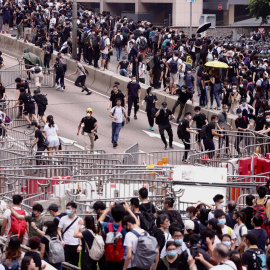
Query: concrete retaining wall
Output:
[[0, 33, 238, 128]]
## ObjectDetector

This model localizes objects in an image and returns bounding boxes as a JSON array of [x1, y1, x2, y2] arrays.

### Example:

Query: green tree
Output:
[[248, 0, 270, 25]]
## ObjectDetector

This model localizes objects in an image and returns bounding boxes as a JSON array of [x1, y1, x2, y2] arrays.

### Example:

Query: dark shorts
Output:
[[101, 53, 109, 60], [23, 104, 35, 115], [38, 109, 45, 116], [196, 133, 201, 141], [3, 17, 10, 25]]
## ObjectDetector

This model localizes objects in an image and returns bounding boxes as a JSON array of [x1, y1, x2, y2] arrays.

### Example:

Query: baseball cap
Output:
[[161, 102, 167, 106], [184, 220, 195, 233], [47, 203, 58, 211]]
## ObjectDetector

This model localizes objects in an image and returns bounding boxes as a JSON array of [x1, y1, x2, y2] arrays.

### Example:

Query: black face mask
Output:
[[32, 212, 36, 218]]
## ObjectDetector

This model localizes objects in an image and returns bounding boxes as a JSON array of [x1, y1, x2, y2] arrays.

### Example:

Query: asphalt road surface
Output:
[[3, 52, 187, 153]]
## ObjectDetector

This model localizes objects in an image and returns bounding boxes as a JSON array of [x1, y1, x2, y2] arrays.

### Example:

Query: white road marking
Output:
[[142, 130, 184, 148]]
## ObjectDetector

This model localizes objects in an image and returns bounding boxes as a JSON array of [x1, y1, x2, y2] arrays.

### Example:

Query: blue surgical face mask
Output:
[[225, 110, 228, 113], [240, 84, 243, 88], [215, 120, 218, 123], [174, 239, 183, 245], [163, 107, 167, 110], [181, 89, 185, 93], [167, 250, 177, 257], [266, 118, 270, 122], [218, 218, 226, 225], [222, 241, 231, 248], [43, 226, 47, 232], [66, 209, 72, 216], [132, 79, 136, 83], [220, 202, 225, 208], [187, 71, 191, 74], [258, 113, 263, 116], [195, 112, 200, 115], [166, 84, 169, 86], [238, 113, 242, 117], [243, 102, 247, 106], [151, 91, 154, 94], [228, 60, 232, 63], [186, 213, 190, 218]]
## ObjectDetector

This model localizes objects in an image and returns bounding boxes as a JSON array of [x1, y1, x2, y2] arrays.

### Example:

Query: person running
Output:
[[155, 102, 174, 150], [33, 90, 47, 125], [68, 57, 92, 95], [44, 115, 60, 156], [110, 98, 128, 148], [126, 76, 141, 122], [54, 57, 66, 91], [77, 108, 98, 153], [142, 87, 158, 131]]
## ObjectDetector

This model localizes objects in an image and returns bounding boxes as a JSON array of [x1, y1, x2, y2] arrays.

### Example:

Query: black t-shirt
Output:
[[81, 116, 97, 133], [139, 202, 156, 214], [255, 116, 266, 131], [192, 113, 206, 128], [24, 251, 41, 270], [16, 81, 30, 94], [127, 82, 141, 98], [242, 248, 265, 270], [241, 207, 254, 230], [53, 213, 67, 227], [16, 12, 24, 25], [235, 116, 249, 130], [18, 92, 33, 106], [119, 61, 129, 70], [110, 91, 125, 107], [0, 87, 5, 99], [35, 129, 44, 148], [157, 254, 181, 270], [194, 39, 202, 53], [152, 228, 166, 253], [144, 94, 157, 110], [181, 119, 190, 140], [157, 109, 172, 126], [206, 122, 215, 140], [227, 63, 237, 77], [178, 91, 193, 104]]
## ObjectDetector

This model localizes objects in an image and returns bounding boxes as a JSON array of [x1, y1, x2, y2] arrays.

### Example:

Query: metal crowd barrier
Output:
[[0, 60, 55, 89]]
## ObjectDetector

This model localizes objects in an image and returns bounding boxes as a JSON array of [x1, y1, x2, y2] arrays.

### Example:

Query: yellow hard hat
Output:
[[86, 108, 93, 113]]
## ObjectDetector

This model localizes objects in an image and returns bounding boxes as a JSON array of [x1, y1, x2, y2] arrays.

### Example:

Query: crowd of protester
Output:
[[1, 186, 270, 270]]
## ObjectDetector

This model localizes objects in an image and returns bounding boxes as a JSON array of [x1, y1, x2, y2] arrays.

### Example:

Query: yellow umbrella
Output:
[[205, 61, 229, 68]]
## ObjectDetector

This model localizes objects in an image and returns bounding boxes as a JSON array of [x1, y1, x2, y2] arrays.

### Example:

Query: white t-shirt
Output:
[[58, 215, 82, 245], [3, 206, 24, 235], [222, 225, 236, 240], [210, 260, 237, 270], [101, 36, 110, 55], [234, 223, 248, 246], [139, 63, 146, 79], [44, 123, 59, 142], [123, 228, 145, 268], [111, 106, 125, 124], [213, 235, 221, 246]]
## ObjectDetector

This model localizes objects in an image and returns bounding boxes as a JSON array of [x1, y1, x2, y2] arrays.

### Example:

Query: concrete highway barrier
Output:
[[0, 33, 238, 128]]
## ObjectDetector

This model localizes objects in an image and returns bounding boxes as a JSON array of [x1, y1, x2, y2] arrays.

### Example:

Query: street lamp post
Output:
[[72, 0, 77, 59]]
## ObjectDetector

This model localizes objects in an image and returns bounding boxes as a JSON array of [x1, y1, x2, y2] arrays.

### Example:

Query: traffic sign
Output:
[[258, 27, 265, 34], [187, 0, 195, 2], [218, 4, 222, 10]]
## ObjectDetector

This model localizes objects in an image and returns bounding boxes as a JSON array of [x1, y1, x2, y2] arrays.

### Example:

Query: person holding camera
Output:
[[23, 10, 32, 43], [229, 84, 241, 114]]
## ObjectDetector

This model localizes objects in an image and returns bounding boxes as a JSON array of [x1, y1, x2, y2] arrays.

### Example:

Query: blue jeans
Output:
[[213, 83, 221, 107], [120, 69, 128, 77], [112, 122, 122, 143], [116, 46, 121, 60], [43, 257, 62, 270]]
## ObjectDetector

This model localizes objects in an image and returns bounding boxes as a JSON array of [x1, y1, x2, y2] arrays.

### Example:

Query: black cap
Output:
[[34, 90, 39, 94], [161, 102, 167, 106], [47, 203, 58, 211]]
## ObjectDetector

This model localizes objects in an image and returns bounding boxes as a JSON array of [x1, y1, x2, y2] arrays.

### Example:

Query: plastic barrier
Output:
[[256, 158, 270, 177]]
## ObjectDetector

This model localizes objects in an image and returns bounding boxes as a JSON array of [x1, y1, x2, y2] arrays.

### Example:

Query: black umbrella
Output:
[[196, 22, 211, 34]]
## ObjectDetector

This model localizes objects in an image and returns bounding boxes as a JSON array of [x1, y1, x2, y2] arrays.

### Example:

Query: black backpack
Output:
[[177, 121, 185, 139], [115, 35, 122, 47], [38, 94, 48, 106], [25, 93, 35, 104], [193, 219, 205, 233], [169, 58, 179, 74], [139, 204, 156, 233], [166, 210, 184, 229], [99, 37, 108, 51], [34, 66, 41, 73], [155, 114, 162, 125], [153, 32, 159, 44], [200, 124, 208, 140], [140, 38, 147, 50]]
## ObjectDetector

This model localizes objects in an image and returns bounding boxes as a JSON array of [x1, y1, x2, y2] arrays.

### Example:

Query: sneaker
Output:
[[56, 85, 60, 90], [6, 31, 9, 34], [134, 115, 137, 120], [151, 127, 155, 131], [148, 126, 152, 130], [10, 28, 13, 30], [170, 146, 174, 149], [113, 142, 118, 148], [61, 87, 64, 91], [27, 125, 31, 129], [127, 117, 130, 122], [86, 91, 92, 95], [164, 145, 168, 150], [63, 85, 65, 89]]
